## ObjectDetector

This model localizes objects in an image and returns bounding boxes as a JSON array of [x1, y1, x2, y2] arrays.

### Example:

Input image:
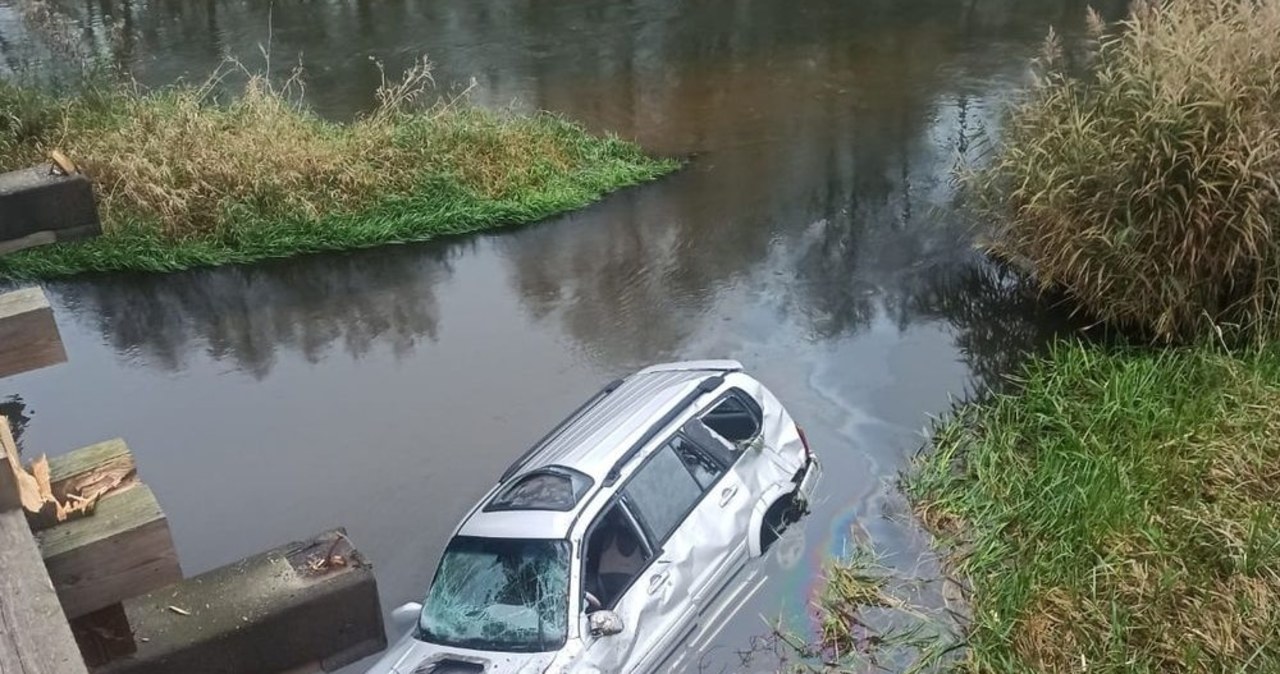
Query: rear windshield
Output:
[[418, 536, 570, 652]]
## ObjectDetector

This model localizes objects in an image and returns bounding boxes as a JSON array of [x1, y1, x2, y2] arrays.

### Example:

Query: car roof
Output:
[[457, 360, 745, 539]]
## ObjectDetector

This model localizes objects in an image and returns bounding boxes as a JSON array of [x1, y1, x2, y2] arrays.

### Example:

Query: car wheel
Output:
[[759, 493, 803, 553]]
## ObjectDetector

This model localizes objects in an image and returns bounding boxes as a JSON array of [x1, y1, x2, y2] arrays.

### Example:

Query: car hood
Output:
[[372, 633, 558, 674]]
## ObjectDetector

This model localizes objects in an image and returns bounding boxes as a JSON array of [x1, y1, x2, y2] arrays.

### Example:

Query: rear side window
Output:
[[624, 447, 702, 543], [485, 467, 593, 512], [701, 391, 762, 445], [670, 435, 723, 489]]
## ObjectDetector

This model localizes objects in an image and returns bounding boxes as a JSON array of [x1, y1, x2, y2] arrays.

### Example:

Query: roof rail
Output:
[[603, 375, 725, 487], [635, 360, 743, 375], [499, 378, 625, 483]]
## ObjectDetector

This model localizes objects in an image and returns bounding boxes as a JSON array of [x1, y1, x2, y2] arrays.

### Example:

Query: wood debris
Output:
[[2, 418, 128, 528], [50, 149, 78, 176]]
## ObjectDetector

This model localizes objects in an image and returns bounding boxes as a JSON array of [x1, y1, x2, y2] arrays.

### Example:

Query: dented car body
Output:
[[368, 360, 821, 674]]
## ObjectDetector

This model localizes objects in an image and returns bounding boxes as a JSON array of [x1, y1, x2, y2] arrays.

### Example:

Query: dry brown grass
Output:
[[972, 0, 1280, 341], [12, 57, 578, 240], [0, 57, 675, 277]]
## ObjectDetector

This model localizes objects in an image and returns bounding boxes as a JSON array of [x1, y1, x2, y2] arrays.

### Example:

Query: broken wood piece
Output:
[[4, 430, 136, 530], [50, 150, 78, 176], [1, 417, 51, 517], [37, 484, 182, 619], [33, 454, 54, 501], [45, 438, 138, 512], [0, 286, 68, 378]]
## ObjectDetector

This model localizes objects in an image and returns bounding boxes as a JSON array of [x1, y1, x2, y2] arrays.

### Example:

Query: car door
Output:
[[664, 427, 749, 614], [679, 390, 767, 608], [577, 445, 707, 673]]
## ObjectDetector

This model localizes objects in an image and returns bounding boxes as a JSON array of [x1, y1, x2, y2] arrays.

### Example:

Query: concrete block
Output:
[[97, 529, 386, 674], [0, 164, 100, 246]]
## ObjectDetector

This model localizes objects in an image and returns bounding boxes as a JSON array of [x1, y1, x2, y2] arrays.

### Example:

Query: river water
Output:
[[1, 0, 1118, 670]]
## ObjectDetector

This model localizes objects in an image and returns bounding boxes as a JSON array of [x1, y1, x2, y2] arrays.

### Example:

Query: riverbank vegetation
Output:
[[908, 1, 1280, 672], [913, 342, 1280, 672], [0, 60, 676, 279], [969, 0, 1280, 342]]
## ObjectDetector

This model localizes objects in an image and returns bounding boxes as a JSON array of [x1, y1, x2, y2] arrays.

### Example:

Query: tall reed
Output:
[[971, 0, 1280, 341]]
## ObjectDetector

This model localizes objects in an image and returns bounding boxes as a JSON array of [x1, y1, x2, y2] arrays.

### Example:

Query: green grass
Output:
[[910, 341, 1280, 673], [0, 64, 677, 279]]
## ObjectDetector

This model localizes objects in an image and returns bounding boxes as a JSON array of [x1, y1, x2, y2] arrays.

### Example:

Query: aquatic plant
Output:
[[970, 0, 1280, 341]]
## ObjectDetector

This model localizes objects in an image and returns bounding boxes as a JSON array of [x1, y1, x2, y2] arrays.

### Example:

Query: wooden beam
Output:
[[0, 287, 67, 379], [36, 484, 182, 619], [1, 421, 86, 672], [0, 509, 90, 674], [0, 417, 23, 512], [96, 530, 386, 674]]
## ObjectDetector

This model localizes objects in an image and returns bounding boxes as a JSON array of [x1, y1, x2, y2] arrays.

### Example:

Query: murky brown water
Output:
[[1, 0, 1121, 670]]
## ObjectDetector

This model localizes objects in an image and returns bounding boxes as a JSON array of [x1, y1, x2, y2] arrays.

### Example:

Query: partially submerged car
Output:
[[368, 360, 821, 674]]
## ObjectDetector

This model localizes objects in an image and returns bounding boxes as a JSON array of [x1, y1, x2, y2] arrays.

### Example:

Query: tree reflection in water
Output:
[[49, 244, 454, 379]]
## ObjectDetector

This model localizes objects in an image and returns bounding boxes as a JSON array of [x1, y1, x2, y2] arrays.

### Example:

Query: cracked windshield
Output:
[[3, 0, 1278, 672], [419, 537, 570, 652]]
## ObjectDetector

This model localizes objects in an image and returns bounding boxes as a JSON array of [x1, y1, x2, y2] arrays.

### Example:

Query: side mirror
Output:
[[390, 602, 423, 632], [588, 610, 624, 637]]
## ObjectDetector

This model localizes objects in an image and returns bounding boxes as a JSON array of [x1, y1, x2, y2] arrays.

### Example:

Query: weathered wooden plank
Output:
[[0, 508, 89, 674], [0, 417, 22, 512], [36, 485, 182, 619], [97, 530, 386, 674], [0, 287, 68, 379]]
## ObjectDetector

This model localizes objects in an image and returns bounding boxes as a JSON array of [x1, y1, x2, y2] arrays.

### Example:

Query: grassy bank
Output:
[[901, 1, 1280, 669], [911, 342, 1280, 672], [0, 64, 677, 279]]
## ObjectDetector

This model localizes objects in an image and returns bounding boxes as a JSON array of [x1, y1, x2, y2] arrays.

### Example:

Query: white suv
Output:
[[368, 360, 821, 674]]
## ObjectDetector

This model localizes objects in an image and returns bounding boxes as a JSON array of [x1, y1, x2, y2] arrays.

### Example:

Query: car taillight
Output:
[[796, 425, 812, 459]]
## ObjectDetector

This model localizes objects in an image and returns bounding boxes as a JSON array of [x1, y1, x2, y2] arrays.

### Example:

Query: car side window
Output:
[[670, 435, 723, 490], [582, 502, 653, 611], [623, 446, 703, 543], [700, 391, 762, 446]]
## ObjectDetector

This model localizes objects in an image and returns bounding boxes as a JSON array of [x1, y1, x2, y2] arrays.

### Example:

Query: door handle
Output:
[[718, 484, 739, 506], [647, 570, 669, 594]]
